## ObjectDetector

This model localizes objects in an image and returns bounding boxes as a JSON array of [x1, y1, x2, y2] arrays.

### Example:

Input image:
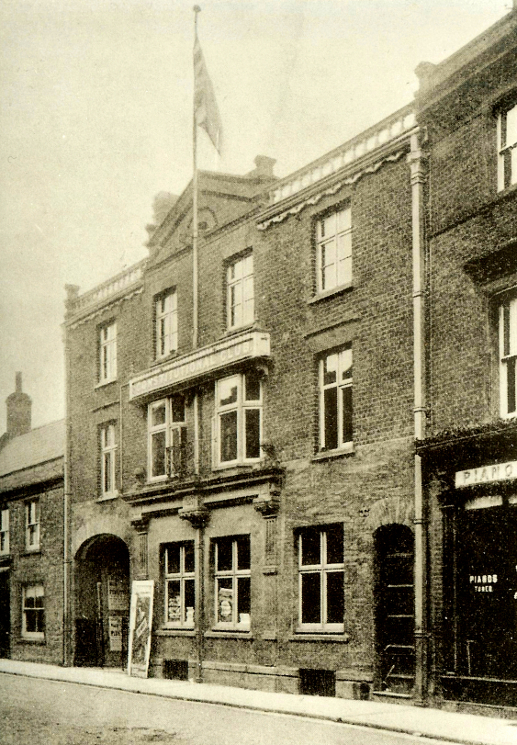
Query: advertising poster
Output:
[[127, 580, 154, 678]]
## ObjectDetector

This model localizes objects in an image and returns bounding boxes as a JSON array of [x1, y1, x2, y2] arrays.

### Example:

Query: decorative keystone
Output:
[[178, 493, 210, 529], [253, 481, 282, 517]]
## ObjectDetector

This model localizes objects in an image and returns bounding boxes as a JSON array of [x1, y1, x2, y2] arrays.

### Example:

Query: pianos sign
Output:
[[455, 460, 517, 488]]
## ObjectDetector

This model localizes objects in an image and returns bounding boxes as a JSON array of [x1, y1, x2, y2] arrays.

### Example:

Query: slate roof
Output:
[[0, 420, 65, 478]]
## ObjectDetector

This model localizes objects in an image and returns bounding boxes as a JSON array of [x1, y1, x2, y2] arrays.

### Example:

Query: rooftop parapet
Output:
[[65, 259, 147, 321]]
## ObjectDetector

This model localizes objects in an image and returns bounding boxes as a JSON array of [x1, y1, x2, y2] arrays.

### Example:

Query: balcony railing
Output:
[[70, 260, 147, 315]]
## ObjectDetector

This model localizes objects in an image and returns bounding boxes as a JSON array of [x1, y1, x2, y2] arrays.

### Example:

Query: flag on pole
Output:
[[194, 34, 223, 154]]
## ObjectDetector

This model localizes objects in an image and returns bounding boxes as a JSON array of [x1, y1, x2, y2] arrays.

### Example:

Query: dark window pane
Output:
[[217, 537, 233, 572], [323, 354, 337, 385], [151, 431, 166, 476], [508, 359, 516, 414], [152, 404, 166, 427], [184, 579, 195, 622], [220, 412, 238, 462], [237, 536, 250, 570], [245, 372, 261, 401], [326, 572, 344, 623], [245, 409, 260, 459], [326, 524, 344, 564], [323, 388, 338, 450], [184, 542, 195, 573], [237, 576, 251, 616], [217, 578, 233, 623], [171, 396, 185, 423], [301, 573, 321, 624], [166, 544, 180, 574], [167, 581, 181, 622], [341, 385, 353, 444], [301, 530, 321, 566]]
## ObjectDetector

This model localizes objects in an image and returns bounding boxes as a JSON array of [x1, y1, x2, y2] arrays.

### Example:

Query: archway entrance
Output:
[[374, 524, 415, 694], [74, 535, 129, 668]]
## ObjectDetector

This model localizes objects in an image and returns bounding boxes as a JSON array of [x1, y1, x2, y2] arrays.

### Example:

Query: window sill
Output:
[[225, 322, 256, 338], [496, 181, 517, 200], [19, 636, 45, 645], [21, 549, 41, 556], [290, 631, 349, 643], [152, 351, 179, 367], [96, 492, 119, 503], [95, 379, 117, 390], [309, 283, 353, 304], [312, 445, 354, 462], [212, 461, 262, 473], [155, 628, 196, 637], [205, 630, 253, 639]]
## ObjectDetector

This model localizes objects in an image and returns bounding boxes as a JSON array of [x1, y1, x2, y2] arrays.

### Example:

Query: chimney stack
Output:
[[6, 372, 32, 439]]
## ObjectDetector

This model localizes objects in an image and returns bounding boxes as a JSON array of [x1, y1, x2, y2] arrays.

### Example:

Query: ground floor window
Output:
[[298, 524, 344, 632], [163, 542, 195, 628], [22, 585, 45, 640], [213, 535, 250, 630]]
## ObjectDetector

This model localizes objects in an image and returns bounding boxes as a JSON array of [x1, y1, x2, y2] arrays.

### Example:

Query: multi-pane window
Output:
[[227, 254, 254, 330], [22, 585, 45, 640], [148, 396, 186, 480], [100, 423, 117, 497], [499, 296, 517, 418], [164, 542, 195, 628], [214, 536, 251, 630], [0, 508, 9, 555], [319, 346, 353, 451], [298, 524, 344, 632], [99, 322, 117, 384], [155, 290, 178, 359], [317, 206, 352, 293], [215, 372, 261, 466], [498, 104, 517, 191], [26, 500, 40, 551]]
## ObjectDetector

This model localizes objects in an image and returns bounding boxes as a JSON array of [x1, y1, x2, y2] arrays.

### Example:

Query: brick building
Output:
[[0, 374, 65, 664], [414, 9, 517, 713]]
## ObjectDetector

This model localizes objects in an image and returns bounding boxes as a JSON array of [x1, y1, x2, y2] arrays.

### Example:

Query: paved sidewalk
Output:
[[0, 659, 516, 745]]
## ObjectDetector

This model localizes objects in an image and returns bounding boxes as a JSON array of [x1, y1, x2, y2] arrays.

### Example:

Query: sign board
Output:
[[455, 460, 517, 489], [108, 616, 123, 652], [108, 575, 128, 612], [127, 580, 154, 678]]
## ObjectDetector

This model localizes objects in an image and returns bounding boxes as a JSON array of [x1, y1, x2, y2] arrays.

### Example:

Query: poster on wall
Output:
[[108, 616, 122, 652], [127, 580, 154, 678], [108, 575, 129, 612]]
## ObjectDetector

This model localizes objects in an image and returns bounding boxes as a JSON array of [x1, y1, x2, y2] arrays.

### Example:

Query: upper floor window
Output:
[[99, 321, 117, 384], [316, 206, 352, 293], [319, 345, 353, 452], [164, 542, 195, 628], [155, 290, 178, 359], [0, 507, 9, 555], [298, 524, 344, 633], [499, 296, 517, 418], [214, 372, 261, 466], [22, 584, 45, 640], [498, 103, 517, 191], [100, 423, 117, 498], [227, 253, 254, 330], [214, 535, 251, 630], [148, 396, 186, 481], [25, 499, 40, 551]]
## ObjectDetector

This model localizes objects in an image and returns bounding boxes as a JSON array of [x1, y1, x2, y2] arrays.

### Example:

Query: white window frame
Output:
[[147, 396, 186, 482], [0, 507, 9, 555], [214, 536, 251, 631], [227, 253, 254, 330], [163, 542, 195, 628], [100, 423, 117, 498], [25, 500, 40, 551], [298, 525, 344, 633], [499, 296, 517, 418], [99, 322, 117, 384], [316, 206, 352, 293], [214, 372, 262, 467], [22, 584, 45, 640], [319, 345, 353, 452], [497, 103, 517, 192], [155, 290, 178, 360]]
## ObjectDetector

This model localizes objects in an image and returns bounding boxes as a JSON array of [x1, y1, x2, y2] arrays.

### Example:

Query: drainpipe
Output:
[[62, 315, 73, 667], [408, 131, 428, 704]]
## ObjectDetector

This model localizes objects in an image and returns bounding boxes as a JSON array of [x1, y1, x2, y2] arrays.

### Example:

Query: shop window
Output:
[[22, 585, 45, 640], [214, 535, 251, 630], [499, 296, 517, 418], [214, 372, 262, 466], [316, 206, 352, 293], [100, 423, 117, 498], [148, 396, 186, 481], [25, 500, 40, 551], [163, 542, 195, 628], [298, 524, 344, 632], [319, 346, 353, 452], [498, 103, 517, 191], [99, 321, 117, 384], [155, 289, 178, 359], [0, 507, 9, 555], [227, 253, 254, 330]]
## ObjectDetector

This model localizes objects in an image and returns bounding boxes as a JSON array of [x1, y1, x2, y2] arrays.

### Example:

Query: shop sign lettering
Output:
[[469, 573, 498, 593], [455, 461, 517, 488]]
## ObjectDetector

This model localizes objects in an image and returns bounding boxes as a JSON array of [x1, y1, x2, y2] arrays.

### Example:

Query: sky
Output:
[[0, 0, 512, 433]]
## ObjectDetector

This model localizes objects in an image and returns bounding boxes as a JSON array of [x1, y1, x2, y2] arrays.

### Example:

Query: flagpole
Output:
[[192, 5, 201, 351]]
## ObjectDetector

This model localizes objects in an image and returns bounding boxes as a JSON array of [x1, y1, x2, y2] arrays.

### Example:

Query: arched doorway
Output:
[[74, 534, 130, 668], [374, 524, 415, 694]]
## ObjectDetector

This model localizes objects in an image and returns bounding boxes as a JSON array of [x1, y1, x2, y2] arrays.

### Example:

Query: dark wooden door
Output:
[[0, 572, 10, 658]]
